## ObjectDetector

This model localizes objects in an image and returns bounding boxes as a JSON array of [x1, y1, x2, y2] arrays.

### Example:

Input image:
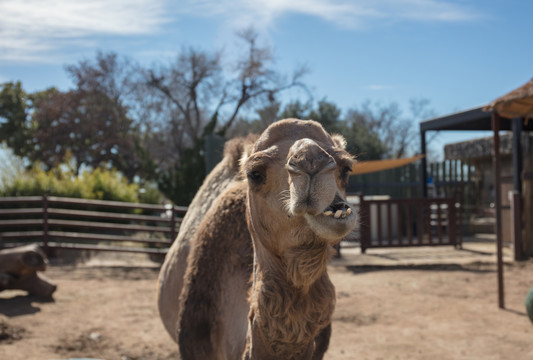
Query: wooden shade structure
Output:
[[420, 78, 533, 309]]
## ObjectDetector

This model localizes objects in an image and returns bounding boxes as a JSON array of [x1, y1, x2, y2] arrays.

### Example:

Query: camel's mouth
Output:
[[304, 194, 357, 242], [320, 201, 352, 219], [319, 194, 353, 219]]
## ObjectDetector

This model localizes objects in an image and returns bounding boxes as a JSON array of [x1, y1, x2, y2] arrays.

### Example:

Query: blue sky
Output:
[[1, 0, 532, 159]]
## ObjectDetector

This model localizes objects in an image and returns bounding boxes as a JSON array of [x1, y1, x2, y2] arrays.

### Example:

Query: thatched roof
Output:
[[444, 133, 513, 160], [485, 78, 533, 120]]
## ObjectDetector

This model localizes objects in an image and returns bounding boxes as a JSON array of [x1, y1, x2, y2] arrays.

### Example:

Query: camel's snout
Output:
[[287, 139, 335, 176], [286, 139, 338, 217]]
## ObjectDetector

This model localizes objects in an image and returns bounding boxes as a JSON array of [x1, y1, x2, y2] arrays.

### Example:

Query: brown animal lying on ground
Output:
[[157, 119, 357, 359], [0, 244, 57, 297]]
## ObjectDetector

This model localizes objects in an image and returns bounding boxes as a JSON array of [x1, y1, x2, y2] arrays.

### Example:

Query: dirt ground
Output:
[[1, 251, 532, 360]]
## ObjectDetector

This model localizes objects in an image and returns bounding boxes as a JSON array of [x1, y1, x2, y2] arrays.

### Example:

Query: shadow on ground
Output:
[[0, 294, 54, 317]]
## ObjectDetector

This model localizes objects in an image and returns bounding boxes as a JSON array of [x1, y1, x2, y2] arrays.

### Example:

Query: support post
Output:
[[510, 191, 523, 260], [420, 130, 428, 198], [512, 117, 523, 192], [511, 118, 524, 261], [492, 113, 504, 309]]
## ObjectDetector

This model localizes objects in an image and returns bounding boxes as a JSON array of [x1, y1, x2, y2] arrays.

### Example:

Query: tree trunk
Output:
[[0, 244, 57, 297]]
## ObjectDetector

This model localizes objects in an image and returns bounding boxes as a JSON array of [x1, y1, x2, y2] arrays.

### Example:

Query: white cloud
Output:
[[0, 0, 482, 62], [179, 0, 481, 30], [0, 0, 169, 62]]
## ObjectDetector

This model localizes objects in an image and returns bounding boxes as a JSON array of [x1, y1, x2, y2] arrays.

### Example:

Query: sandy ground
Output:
[[1, 248, 532, 360]]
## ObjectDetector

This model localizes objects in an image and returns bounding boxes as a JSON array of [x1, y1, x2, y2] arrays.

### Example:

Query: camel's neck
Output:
[[246, 237, 335, 359]]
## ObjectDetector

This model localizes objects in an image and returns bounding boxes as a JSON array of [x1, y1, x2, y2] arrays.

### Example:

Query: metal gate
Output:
[[354, 196, 462, 253]]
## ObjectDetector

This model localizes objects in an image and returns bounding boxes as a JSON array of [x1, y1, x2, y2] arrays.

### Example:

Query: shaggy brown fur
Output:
[[178, 182, 253, 359], [157, 119, 357, 360], [157, 136, 255, 345]]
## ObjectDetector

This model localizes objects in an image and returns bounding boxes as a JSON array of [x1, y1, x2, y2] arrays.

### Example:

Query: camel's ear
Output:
[[239, 141, 257, 177], [225, 134, 259, 173], [331, 134, 347, 149]]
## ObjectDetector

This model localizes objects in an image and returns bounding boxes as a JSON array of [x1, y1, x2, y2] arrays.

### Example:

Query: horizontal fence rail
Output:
[[351, 195, 462, 253], [0, 196, 187, 256]]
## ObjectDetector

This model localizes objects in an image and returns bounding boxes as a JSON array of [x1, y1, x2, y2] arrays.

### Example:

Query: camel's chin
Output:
[[304, 209, 357, 244]]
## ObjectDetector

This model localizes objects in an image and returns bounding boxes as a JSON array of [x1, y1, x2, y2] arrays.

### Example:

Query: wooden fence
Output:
[[348, 159, 476, 222], [0, 196, 187, 256], [354, 195, 461, 253], [0, 192, 462, 257]]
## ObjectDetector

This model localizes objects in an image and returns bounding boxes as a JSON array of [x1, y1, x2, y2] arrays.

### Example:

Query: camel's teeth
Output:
[[334, 210, 342, 219], [323, 210, 333, 216], [346, 208, 352, 215]]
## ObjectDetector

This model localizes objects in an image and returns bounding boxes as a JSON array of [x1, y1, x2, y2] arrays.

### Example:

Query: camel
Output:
[[157, 119, 357, 359]]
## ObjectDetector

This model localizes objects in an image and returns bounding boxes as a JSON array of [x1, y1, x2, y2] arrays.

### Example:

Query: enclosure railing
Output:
[[0, 196, 187, 256], [353, 195, 462, 253], [348, 159, 475, 223]]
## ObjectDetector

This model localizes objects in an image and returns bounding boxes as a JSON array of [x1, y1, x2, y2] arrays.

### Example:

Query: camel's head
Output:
[[243, 119, 357, 252]]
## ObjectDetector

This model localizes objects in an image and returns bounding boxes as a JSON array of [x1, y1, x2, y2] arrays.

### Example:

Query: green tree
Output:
[[279, 99, 312, 120], [0, 81, 33, 156], [29, 87, 142, 179], [309, 99, 342, 134], [62, 52, 150, 180], [278, 99, 342, 133], [157, 144, 206, 206], [225, 97, 426, 162], [0, 54, 152, 181], [278, 99, 391, 160], [345, 99, 431, 159], [227, 101, 281, 138], [337, 112, 388, 160], [0, 82, 144, 180]]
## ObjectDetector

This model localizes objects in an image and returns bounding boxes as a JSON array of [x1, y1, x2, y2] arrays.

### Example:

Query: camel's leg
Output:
[[312, 324, 331, 360], [177, 183, 253, 360]]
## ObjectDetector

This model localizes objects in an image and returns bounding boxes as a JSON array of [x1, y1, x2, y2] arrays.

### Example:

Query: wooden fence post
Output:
[[359, 195, 370, 253], [42, 195, 49, 256], [447, 198, 457, 249]]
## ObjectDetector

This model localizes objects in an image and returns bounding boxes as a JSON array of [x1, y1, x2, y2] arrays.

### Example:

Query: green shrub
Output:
[[0, 162, 161, 204]]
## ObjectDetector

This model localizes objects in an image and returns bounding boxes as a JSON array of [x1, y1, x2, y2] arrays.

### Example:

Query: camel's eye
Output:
[[247, 170, 265, 185], [245, 149, 276, 188]]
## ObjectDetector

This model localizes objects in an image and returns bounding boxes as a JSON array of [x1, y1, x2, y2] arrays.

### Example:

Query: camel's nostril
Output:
[[288, 139, 335, 176]]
